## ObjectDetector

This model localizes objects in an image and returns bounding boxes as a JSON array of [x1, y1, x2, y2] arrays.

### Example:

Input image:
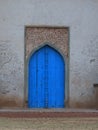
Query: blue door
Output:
[[28, 45, 65, 108]]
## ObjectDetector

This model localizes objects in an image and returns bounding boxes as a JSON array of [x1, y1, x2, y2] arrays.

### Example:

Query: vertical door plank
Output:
[[37, 48, 45, 108]]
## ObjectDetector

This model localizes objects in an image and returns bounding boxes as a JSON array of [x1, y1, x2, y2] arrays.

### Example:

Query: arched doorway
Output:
[[28, 45, 65, 108]]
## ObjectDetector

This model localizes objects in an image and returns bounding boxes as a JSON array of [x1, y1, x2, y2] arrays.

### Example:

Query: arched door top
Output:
[[28, 44, 65, 64]]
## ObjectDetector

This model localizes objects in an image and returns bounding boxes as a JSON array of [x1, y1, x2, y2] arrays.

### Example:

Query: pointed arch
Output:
[[28, 43, 66, 64]]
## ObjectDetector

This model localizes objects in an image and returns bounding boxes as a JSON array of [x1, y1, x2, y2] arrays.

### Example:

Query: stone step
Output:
[[0, 109, 98, 118]]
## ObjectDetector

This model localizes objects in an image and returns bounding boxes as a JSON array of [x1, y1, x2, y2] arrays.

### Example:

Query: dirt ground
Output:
[[0, 117, 98, 130], [0, 110, 98, 130]]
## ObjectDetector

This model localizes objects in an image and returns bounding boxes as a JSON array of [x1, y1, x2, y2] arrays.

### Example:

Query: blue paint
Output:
[[28, 45, 65, 108]]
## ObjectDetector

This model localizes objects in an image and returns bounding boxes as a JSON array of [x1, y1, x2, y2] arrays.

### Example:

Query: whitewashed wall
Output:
[[0, 0, 98, 108]]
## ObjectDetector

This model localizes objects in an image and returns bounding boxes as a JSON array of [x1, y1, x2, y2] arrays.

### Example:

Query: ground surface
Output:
[[0, 109, 98, 130], [0, 117, 98, 130]]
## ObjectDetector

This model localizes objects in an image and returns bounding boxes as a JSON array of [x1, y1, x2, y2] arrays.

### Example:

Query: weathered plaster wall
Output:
[[0, 0, 98, 108]]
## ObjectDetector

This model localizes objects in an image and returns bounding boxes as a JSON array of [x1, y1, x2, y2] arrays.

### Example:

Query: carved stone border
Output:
[[25, 26, 69, 60]]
